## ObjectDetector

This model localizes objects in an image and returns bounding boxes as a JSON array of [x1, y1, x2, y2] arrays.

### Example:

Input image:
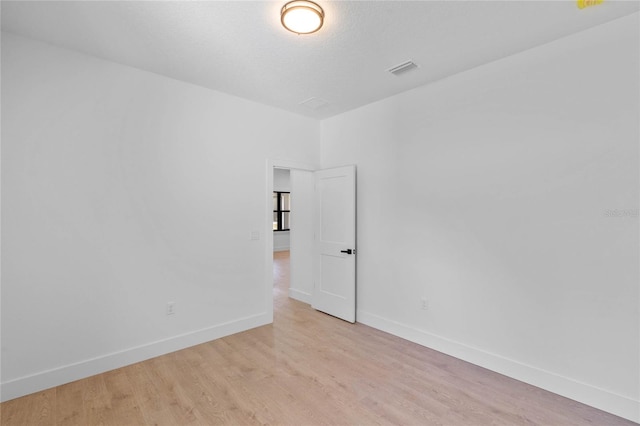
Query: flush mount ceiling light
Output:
[[281, 1, 324, 35]]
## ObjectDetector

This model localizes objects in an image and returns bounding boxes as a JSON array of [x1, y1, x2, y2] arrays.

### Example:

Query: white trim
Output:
[[265, 160, 275, 325], [0, 312, 270, 402], [357, 310, 640, 424], [288, 288, 312, 304], [272, 159, 316, 172]]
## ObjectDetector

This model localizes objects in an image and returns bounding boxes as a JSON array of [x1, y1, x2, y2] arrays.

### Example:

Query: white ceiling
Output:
[[2, 1, 638, 119]]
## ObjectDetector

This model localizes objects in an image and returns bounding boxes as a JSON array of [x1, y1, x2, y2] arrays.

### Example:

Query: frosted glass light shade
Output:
[[281, 1, 324, 34]]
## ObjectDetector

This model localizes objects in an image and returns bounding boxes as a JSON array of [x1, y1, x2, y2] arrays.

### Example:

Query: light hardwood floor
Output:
[[1, 250, 636, 425]]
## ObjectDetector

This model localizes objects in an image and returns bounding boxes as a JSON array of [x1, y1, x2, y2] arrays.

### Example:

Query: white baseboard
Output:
[[1, 312, 271, 403], [273, 247, 290, 252], [357, 310, 639, 424], [288, 288, 311, 304]]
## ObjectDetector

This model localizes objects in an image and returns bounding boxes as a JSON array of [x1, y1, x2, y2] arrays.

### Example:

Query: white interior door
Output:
[[312, 165, 356, 323]]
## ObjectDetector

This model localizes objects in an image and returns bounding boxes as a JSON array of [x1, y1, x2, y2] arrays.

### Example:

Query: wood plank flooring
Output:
[[1, 250, 636, 425]]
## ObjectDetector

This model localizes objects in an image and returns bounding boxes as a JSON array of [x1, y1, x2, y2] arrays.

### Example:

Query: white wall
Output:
[[321, 15, 639, 422], [0, 33, 319, 400], [273, 168, 291, 192], [273, 231, 290, 252], [273, 168, 290, 251]]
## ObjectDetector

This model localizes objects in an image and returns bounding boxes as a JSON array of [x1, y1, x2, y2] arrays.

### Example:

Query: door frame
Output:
[[264, 159, 316, 323]]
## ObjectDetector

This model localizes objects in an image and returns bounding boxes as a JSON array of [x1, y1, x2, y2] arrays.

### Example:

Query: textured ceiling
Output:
[[2, 1, 639, 119]]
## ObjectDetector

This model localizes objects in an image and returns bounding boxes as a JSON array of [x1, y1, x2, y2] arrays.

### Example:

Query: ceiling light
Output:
[[281, 1, 324, 35]]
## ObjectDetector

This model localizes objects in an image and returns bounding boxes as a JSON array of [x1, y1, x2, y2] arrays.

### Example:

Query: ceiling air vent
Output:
[[300, 97, 330, 110], [388, 60, 418, 76]]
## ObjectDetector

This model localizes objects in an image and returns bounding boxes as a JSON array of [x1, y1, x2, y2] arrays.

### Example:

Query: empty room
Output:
[[1, 0, 639, 425]]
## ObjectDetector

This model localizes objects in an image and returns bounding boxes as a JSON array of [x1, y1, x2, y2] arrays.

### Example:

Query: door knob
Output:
[[340, 249, 354, 255]]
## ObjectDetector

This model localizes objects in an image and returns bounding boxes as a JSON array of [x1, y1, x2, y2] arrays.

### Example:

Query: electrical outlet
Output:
[[420, 297, 429, 310], [166, 302, 176, 315]]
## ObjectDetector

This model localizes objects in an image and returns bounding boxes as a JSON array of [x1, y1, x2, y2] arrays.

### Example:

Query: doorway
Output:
[[272, 168, 292, 304], [265, 161, 357, 323], [265, 161, 316, 322]]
